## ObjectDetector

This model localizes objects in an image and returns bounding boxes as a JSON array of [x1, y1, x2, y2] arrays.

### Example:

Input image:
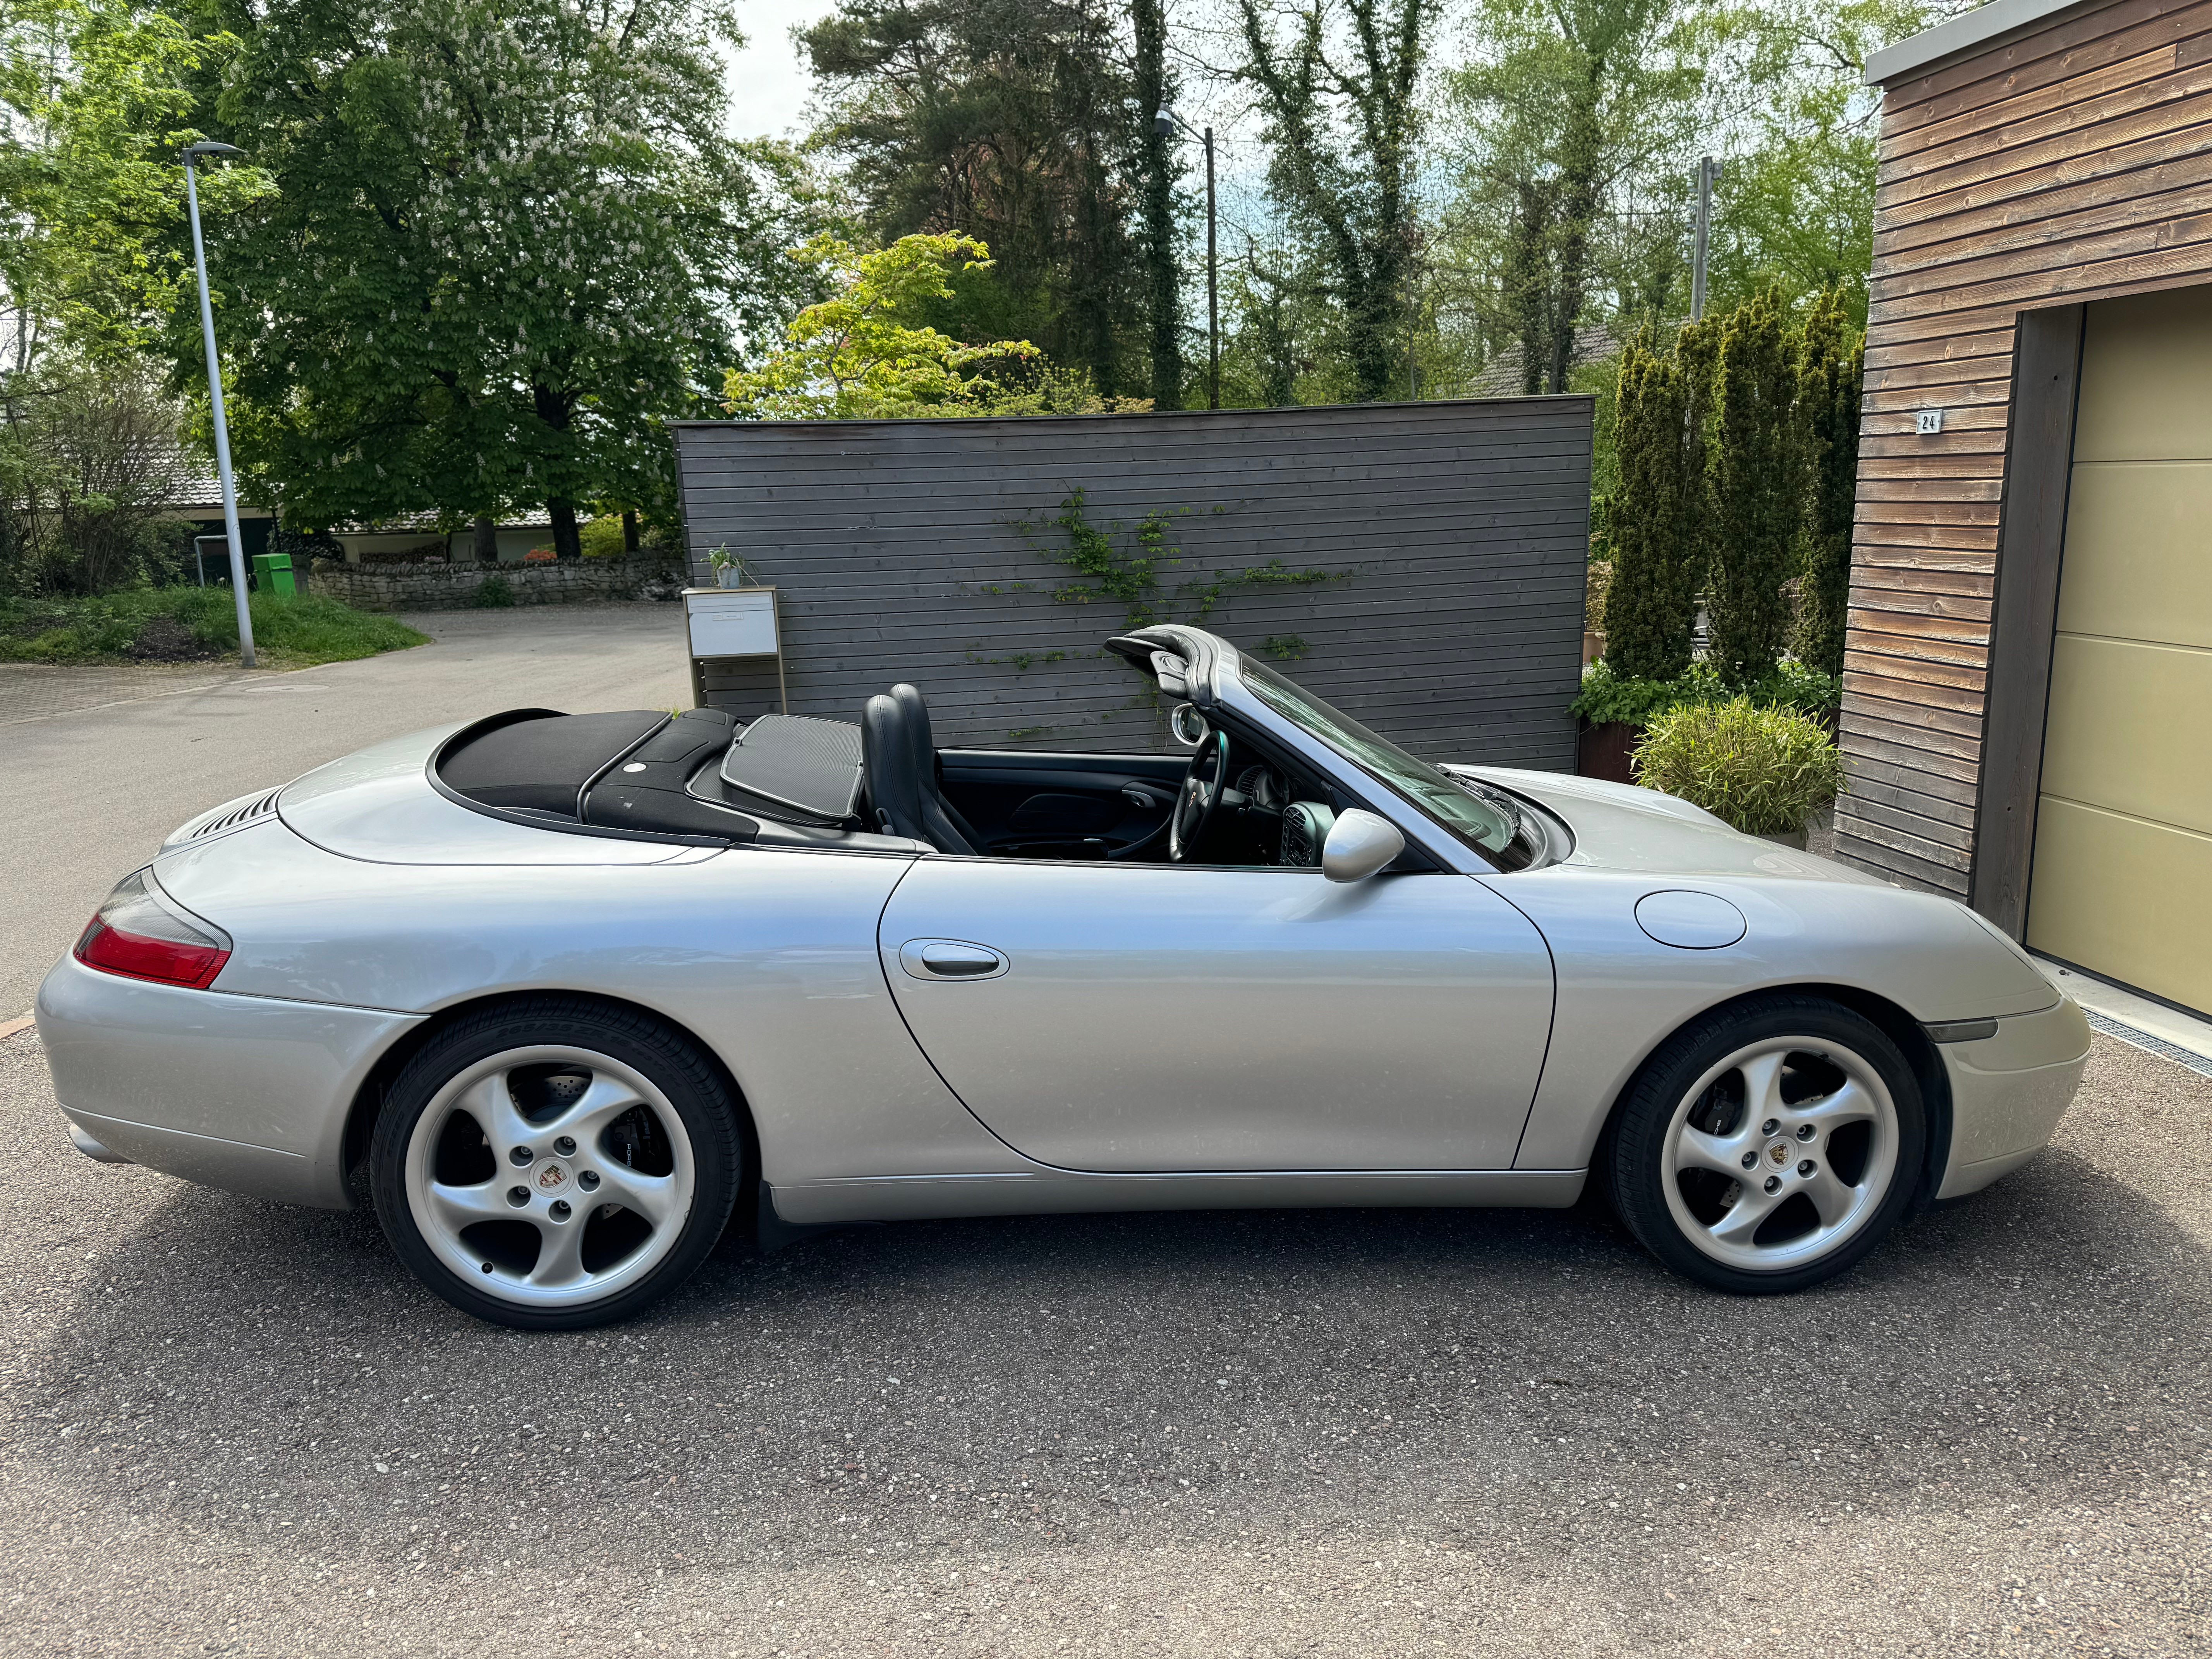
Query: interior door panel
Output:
[[938, 749, 1183, 860], [878, 857, 1556, 1172]]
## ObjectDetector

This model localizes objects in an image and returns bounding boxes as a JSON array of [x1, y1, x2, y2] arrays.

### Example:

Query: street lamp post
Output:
[[1154, 108, 1218, 410], [181, 140, 256, 670], [1690, 155, 1721, 322]]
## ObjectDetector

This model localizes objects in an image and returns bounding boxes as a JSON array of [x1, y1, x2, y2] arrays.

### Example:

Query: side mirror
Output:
[[1168, 701, 1208, 747], [1322, 808, 1405, 883]]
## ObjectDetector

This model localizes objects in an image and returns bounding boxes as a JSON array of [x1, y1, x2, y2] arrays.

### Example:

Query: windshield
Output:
[[1235, 657, 1530, 864]]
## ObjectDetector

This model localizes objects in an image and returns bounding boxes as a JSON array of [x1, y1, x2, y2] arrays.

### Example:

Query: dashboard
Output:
[[1211, 758, 1338, 868]]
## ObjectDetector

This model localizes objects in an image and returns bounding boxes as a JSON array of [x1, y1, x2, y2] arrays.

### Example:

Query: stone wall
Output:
[[309, 552, 682, 611]]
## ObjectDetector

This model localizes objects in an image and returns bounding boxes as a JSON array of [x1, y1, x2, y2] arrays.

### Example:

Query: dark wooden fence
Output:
[[670, 397, 1591, 766]]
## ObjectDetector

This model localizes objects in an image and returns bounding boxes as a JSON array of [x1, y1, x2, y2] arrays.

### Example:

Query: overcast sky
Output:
[[727, 0, 833, 140]]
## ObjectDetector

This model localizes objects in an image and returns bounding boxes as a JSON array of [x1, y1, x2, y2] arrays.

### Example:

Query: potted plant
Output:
[[1630, 697, 1841, 848], [706, 546, 750, 589]]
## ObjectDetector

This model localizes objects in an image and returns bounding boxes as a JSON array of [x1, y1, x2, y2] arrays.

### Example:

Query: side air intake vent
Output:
[[192, 789, 283, 838]]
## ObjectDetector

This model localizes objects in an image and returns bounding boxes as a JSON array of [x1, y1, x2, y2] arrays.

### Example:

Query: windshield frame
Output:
[[1131, 627, 1539, 873], [1231, 655, 1539, 869]]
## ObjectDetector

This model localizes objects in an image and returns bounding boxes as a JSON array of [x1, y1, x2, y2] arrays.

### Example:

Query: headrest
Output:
[[862, 694, 927, 840]]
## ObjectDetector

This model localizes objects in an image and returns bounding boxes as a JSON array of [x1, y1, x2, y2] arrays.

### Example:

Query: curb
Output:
[[0, 1013, 34, 1043]]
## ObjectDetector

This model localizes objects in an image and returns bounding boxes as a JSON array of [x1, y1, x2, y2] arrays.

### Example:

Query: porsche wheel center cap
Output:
[[534, 1161, 571, 1193], [1765, 1141, 1793, 1168]]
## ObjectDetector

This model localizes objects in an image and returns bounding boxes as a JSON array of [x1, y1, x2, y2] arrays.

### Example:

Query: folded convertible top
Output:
[[434, 706, 867, 843]]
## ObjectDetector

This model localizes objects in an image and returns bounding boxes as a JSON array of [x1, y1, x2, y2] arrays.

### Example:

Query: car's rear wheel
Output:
[[1605, 995, 1926, 1294], [369, 1000, 742, 1330]]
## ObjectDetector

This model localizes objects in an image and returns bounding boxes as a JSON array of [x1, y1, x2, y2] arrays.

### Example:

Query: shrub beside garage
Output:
[[1632, 699, 1842, 844], [1576, 285, 1857, 844]]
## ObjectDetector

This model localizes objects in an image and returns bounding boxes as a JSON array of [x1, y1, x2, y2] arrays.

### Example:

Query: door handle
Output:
[[897, 939, 1009, 981]]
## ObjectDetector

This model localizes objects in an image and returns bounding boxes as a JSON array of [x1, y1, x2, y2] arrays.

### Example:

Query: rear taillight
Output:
[[74, 870, 232, 989]]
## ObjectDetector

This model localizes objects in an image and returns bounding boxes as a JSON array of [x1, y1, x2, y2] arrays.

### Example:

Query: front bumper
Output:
[[1934, 996, 2092, 1199], [35, 952, 422, 1210]]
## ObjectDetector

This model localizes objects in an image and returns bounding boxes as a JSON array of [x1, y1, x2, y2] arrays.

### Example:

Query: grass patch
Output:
[[0, 587, 428, 668]]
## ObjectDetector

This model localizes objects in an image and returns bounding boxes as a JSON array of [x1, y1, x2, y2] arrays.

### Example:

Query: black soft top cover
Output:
[[436, 706, 869, 842], [439, 709, 667, 816]]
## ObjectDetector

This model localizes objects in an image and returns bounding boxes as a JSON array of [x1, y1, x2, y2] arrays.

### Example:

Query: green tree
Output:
[[1439, 0, 1705, 389], [1444, 1, 1699, 394], [1235, 0, 1434, 403], [1703, 2, 1952, 321], [1793, 283, 1861, 675], [1217, 241, 1317, 409], [1600, 325, 1702, 680], [800, 0, 1144, 397], [0, 0, 264, 592], [1130, 0, 1182, 409], [192, 0, 801, 553], [1705, 284, 1799, 685], [0, 0, 253, 363], [725, 234, 1046, 419]]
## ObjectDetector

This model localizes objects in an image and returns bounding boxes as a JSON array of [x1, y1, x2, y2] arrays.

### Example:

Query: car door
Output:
[[877, 857, 1554, 1172]]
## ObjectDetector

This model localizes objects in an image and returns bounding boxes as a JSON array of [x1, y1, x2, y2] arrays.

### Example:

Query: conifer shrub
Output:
[[1707, 285, 1800, 687], [1793, 287, 1861, 677], [1601, 329, 1702, 680]]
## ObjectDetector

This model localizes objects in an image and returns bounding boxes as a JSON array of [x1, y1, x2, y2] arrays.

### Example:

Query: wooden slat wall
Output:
[[1841, 0, 2212, 894], [672, 399, 1591, 764]]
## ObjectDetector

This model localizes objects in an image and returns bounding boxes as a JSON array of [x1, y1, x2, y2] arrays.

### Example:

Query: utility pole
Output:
[[181, 140, 256, 669], [1204, 125, 1218, 410], [1690, 155, 1721, 322], [1156, 108, 1219, 410], [1407, 217, 1420, 401]]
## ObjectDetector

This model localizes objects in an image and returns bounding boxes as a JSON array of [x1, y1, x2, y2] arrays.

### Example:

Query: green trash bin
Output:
[[251, 551, 297, 598]]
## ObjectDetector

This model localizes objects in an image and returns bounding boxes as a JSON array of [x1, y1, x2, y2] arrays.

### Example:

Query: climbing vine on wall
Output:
[[962, 488, 1351, 743], [1017, 488, 1342, 633]]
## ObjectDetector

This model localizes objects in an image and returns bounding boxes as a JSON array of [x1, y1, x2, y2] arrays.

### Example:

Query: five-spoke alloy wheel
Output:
[[1606, 995, 1927, 1294], [371, 1000, 742, 1329]]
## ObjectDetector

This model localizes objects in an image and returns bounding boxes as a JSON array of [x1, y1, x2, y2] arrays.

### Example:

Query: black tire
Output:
[[369, 997, 744, 1331], [1604, 993, 1926, 1295]]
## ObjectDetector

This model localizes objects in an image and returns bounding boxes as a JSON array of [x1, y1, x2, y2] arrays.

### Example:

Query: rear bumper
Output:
[[34, 953, 421, 1210], [1934, 997, 2092, 1200]]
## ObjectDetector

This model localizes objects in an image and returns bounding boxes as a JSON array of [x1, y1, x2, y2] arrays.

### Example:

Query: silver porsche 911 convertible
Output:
[[36, 625, 2089, 1329]]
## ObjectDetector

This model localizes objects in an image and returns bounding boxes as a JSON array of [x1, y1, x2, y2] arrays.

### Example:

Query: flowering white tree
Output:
[[200, 0, 810, 549]]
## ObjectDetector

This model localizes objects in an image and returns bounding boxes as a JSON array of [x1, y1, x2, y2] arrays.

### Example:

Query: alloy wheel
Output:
[[1659, 1034, 1900, 1274], [402, 1044, 697, 1309]]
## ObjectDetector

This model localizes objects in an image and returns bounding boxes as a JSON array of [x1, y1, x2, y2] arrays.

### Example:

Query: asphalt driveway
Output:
[[0, 1026, 2203, 1656], [0, 603, 690, 1019]]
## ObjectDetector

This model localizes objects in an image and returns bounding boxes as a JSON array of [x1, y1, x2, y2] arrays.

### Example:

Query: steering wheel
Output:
[[1169, 728, 1230, 862]]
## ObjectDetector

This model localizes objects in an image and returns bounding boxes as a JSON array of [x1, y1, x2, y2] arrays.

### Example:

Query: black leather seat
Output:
[[891, 683, 983, 855]]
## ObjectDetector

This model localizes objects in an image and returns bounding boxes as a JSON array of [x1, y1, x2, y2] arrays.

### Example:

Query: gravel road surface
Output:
[[0, 605, 689, 1018], [1, 1027, 2204, 1656]]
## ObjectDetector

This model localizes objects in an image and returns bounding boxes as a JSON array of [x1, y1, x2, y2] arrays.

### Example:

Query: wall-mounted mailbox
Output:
[[683, 586, 786, 713]]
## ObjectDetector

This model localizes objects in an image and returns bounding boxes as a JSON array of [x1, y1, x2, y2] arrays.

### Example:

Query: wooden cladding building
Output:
[[1844, 0, 2212, 1018]]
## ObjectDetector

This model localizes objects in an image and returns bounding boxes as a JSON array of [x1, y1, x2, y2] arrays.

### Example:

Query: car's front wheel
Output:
[[1605, 994, 1927, 1294], [369, 998, 743, 1330]]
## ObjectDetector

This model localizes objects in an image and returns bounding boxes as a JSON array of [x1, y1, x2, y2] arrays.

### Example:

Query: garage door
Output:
[[2026, 286, 2212, 1017]]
